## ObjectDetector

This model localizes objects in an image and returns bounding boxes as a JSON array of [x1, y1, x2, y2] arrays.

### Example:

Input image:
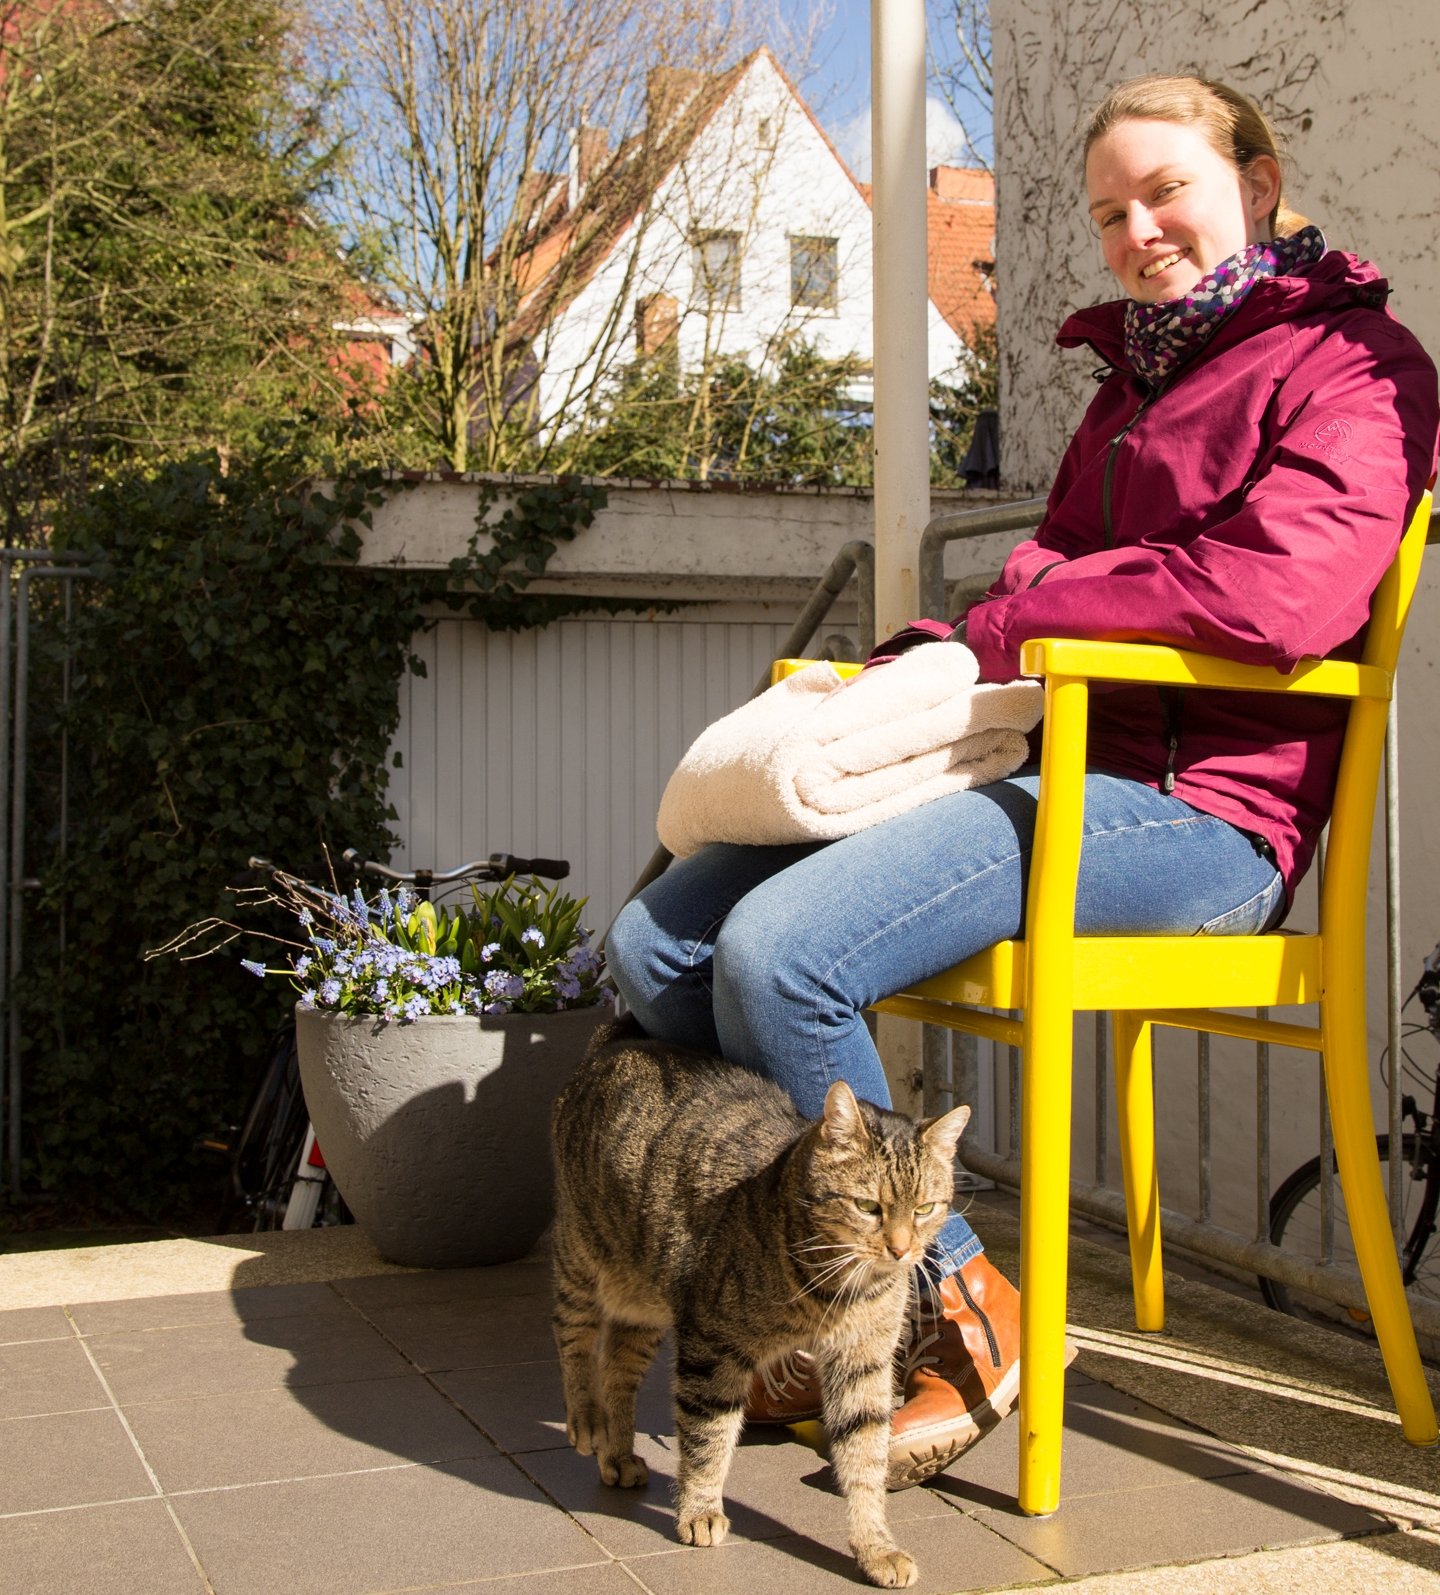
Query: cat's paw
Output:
[[858, 1548, 918, 1588], [566, 1411, 606, 1457], [677, 1508, 730, 1547], [598, 1451, 649, 1488]]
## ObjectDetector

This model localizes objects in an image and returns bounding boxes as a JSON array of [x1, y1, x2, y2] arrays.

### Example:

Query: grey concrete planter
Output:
[[294, 1003, 607, 1268]]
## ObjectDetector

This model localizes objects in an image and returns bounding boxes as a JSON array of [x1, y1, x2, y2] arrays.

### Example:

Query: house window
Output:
[[790, 235, 838, 311], [692, 230, 742, 310]]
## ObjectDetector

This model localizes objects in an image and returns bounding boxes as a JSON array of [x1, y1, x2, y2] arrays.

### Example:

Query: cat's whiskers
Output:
[[788, 1240, 851, 1263], [793, 1250, 859, 1293], [908, 1252, 943, 1326], [814, 1257, 874, 1336], [790, 1248, 864, 1305]]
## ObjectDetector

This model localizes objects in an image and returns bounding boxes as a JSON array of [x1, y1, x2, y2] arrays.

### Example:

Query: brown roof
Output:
[[509, 57, 754, 339], [858, 166, 995, 341]]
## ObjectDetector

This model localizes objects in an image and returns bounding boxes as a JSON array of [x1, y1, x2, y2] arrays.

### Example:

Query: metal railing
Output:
[[0, 553, 99, 1200]]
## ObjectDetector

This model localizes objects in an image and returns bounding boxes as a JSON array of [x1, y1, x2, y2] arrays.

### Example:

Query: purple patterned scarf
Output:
[[1123, 225, 1327, 383]]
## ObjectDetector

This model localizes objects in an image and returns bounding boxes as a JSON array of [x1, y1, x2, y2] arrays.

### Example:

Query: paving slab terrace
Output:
[[3, 1197, 1440, 1595]]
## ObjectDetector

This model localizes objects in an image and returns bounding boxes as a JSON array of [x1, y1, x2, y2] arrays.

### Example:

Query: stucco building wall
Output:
[[992, 0, 1440, 491]]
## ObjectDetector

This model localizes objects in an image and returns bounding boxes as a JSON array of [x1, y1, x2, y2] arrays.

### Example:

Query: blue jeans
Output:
[[608, 770, 1285, 1277]]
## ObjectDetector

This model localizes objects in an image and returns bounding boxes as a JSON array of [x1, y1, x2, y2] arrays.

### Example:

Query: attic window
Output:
[[757, 117, 776, 149], [692, 229, 742, 311], [790, 236, 838, 311]]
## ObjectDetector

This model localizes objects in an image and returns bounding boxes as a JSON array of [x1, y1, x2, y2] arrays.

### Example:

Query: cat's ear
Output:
[[920, 1104, 971, 1164], [820, 1079, 871, 1149]]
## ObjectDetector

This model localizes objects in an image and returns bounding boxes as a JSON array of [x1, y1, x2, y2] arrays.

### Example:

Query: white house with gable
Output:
[[519, 48, 972, 429]]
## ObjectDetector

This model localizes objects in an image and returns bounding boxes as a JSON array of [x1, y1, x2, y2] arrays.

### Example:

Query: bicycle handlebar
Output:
[[246, 852, 569, 887], [340, 849, 569, 883]]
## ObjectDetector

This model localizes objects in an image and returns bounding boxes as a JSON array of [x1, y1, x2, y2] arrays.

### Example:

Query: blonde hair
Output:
[[1084, 74, 1308, 235]]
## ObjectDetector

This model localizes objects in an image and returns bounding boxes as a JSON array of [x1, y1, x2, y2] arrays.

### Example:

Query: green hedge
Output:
[[15, 443, 605, 1219]]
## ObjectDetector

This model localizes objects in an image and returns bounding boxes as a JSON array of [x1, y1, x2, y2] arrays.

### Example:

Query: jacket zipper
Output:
[[1158, 687, 1183, 794], [1100, 384, 1162, 549], [1100, 380, 1182, 791]]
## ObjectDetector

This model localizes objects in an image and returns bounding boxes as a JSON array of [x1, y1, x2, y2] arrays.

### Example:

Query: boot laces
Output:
[[901, 1278, 946, 1380], [900, 1270, 1000, 1379], [902, 1321, 945, 1381], [760, 1349, 815, 1402]]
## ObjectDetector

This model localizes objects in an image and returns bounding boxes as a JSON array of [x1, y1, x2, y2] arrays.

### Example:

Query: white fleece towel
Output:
[[656, 642, 1045, 857]]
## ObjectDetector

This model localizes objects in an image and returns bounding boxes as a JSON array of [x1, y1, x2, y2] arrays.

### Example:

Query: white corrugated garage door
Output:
[[388, 612, 805, 937]]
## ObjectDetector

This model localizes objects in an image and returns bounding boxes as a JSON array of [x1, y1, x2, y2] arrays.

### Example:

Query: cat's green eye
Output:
[[914, 1202, 939, 1217], [853, 1197, 882, 1215]]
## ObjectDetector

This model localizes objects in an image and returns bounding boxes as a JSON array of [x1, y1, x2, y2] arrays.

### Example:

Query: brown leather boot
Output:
[[886, 1253, 1022, 1490], [743, 1349, 824, 1424]]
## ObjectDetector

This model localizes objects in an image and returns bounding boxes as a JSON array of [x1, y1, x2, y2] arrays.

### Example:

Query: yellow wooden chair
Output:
[[775, 488, 1438, 1516]]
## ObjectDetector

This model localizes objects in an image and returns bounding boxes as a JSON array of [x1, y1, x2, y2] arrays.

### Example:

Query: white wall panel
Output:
[[389, 614, 799, 938]]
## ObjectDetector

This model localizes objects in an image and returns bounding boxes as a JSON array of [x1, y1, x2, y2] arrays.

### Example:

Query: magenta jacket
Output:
[[964, 251, 1440, 898]]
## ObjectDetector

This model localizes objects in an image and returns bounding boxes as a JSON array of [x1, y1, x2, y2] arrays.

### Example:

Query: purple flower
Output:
[[480, 941, 501, 963], [484, 970, 525, 1001], [521, 927, 545, 949], [556, 974, 582, 1001], [318, 978, 342, 1005], [240, 959, 266, 978]]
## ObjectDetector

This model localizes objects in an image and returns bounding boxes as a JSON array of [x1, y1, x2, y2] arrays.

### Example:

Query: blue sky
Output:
[[780, 1, 992, 179]]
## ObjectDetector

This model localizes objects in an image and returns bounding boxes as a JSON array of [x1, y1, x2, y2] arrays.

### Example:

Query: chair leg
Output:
[[1113, 1014, 1164, 1332], [1321, 988, 1439, 1446], [1017, 996, 1075, 1515]]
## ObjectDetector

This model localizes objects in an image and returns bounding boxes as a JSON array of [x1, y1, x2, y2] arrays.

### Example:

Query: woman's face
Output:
[[1085, 117, 1281, 303]]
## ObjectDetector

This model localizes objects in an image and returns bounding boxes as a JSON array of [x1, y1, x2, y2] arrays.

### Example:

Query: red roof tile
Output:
[[858, 166, 995, 341]]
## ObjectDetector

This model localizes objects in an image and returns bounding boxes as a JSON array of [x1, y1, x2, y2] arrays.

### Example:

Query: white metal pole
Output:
[[871, 0, 932, 1111], [870, 0, 930, 640]]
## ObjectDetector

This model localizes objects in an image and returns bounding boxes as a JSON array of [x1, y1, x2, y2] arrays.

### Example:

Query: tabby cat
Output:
[[550, 1015, 969, 1590]]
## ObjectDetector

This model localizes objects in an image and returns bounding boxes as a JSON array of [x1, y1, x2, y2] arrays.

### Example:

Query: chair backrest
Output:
[[1360, 489, 1432, 673], [1321, 489, 1431, 931]]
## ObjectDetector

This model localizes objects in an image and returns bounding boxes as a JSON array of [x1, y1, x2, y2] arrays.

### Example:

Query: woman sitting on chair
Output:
[[607, 73, 1440, 1488]]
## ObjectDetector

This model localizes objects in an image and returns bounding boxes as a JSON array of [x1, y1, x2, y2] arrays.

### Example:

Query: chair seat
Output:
[[873, 931, 1320, 1039], [873, 932, 1322, 1013]]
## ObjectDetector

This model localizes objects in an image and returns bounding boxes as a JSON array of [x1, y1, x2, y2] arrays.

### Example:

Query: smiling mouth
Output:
[[1141, 249, 1189, 280]]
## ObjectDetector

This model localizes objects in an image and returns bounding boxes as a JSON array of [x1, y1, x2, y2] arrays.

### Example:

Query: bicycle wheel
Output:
[[223, 1027, 311, 1232], [1263, 1134, 1440, 1356]]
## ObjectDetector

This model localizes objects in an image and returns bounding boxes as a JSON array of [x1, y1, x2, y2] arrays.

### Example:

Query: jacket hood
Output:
[[1056, 250, 1392, 369]]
